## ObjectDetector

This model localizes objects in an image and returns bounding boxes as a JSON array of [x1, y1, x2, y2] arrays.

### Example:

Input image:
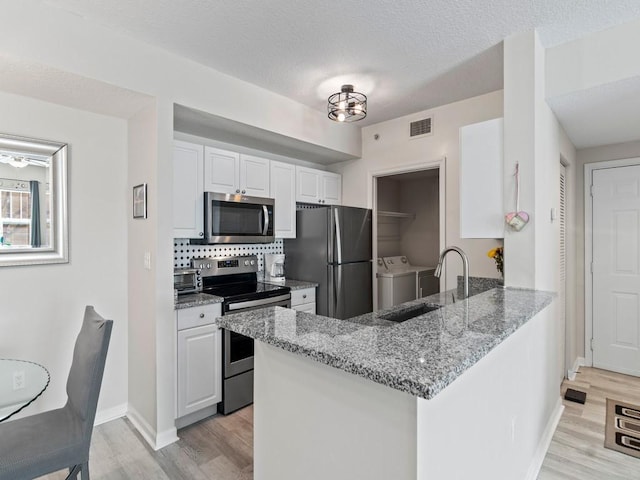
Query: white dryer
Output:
[[377, 256, 438, 310]]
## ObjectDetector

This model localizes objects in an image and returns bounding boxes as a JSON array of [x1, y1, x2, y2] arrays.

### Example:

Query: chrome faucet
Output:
[[434, 246, 470, 299]]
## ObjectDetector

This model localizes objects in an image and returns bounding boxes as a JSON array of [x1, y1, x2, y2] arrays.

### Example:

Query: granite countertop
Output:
[[174, 279, 315, 310], [216, 286, 554, 400], [263, 278, 318, 290], [175, 293, 223, 310]]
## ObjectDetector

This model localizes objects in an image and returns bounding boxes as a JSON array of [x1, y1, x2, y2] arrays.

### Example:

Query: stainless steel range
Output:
[[192, 255, 291, 415]]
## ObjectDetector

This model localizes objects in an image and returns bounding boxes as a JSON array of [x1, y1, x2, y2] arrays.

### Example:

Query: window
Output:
[[1, 189, 31, 247]]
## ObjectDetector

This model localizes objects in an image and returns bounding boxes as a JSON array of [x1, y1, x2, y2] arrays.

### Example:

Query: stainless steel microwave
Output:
[[203, 192, 275, 244]]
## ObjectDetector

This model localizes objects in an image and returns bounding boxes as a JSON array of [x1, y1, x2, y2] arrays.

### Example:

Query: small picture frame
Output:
[[133, 183, 147, 219]]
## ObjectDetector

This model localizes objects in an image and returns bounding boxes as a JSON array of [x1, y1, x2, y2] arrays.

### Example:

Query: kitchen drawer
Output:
[[177, 303, 222, 331], [292, 302, 316, 314], [291, 288, 315, 306]]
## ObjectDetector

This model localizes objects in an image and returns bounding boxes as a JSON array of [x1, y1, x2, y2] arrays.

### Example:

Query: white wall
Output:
[[417, 304, 562, 480], [0, 1, 360, 160], [503, 30, 565, 383], [0, 91, 128, 421], [546, 17, 640, 99], [0, 1, 366, 445], [574, 140, 640, 359], [334, 90, 504, 289]]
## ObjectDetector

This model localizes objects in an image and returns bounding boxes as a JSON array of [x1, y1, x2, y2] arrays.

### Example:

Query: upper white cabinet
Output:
[[204, 147, 270, 198], [295, 166, 342, 205], [459, 117, 504, 238], [173, 140, 204, 239], [240, 154, 271, 197], [270, 161, 296, 239]]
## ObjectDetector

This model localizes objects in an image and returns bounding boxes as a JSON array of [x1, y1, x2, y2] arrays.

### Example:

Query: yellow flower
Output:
[[487, 248, 497, 258]]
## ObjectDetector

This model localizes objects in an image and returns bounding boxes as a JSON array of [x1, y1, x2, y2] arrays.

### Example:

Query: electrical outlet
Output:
[[144, 251, 151, 270], [13, 371, 25, 390]]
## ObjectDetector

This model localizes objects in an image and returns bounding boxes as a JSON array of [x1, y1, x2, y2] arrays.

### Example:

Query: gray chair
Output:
[[0, 306, 113, 480]]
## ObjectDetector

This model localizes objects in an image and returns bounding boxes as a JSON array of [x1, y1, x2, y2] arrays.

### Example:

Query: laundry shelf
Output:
[[377, 210, 415, 220]]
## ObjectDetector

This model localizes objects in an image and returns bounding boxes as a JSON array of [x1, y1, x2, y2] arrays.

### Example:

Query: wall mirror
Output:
[[0, 133, 68, 266]]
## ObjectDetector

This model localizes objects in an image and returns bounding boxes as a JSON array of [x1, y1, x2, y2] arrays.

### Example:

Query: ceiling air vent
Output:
[[409, 117, 433, 138]]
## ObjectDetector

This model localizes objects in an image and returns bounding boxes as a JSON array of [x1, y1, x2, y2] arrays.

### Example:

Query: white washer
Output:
[[377, 256, 438, 309]]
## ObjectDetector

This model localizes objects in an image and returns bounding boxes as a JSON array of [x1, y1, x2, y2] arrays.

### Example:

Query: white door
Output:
[[592, 164, 640, 376]]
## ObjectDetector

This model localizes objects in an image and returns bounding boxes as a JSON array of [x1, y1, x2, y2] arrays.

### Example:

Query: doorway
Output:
[[371, 161, 444, 311], [586, 158, 640, 377]]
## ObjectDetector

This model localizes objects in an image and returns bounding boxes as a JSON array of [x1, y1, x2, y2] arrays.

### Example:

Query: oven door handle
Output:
[[227, 294, 291, 311], [262, 205, 270, 235]]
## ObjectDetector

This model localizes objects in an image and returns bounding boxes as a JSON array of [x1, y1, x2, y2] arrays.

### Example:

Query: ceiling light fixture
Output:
[[327, 84, 367, 123], [0, 154, 28, 168]]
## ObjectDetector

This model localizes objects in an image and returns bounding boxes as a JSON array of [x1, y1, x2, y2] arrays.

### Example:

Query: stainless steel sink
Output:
[[379, 303, 442, 323]]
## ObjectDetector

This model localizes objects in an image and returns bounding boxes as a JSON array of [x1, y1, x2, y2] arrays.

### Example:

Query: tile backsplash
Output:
[[173, 238, 284, 270]]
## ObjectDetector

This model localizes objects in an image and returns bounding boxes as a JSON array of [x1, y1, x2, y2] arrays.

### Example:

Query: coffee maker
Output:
[[264, 253, 286, 283]]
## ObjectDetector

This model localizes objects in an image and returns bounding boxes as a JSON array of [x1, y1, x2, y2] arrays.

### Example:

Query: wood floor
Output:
[[538, 367, 640, 479], [36, 367, 640, 479], [37, 405, 253, 480]]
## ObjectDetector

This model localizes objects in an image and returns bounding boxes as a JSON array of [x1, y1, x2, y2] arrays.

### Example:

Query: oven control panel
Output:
[[192, 255, 258, 277]]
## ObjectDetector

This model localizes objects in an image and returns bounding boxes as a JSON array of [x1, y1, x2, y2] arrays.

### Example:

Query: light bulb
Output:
[[338, 100, 346, 110], [337, 113, 346, 122]]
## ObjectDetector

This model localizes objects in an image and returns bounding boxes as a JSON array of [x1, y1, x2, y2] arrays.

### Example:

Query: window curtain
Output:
[[30, 180, 41, 247]]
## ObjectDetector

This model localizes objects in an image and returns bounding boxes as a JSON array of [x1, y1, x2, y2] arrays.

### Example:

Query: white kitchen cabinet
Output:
[[270, 161, 296, 238], [203, 147, 270, 198], [459, 117, 504, 238], [173, 140, 204, 239], [240, 154, 271, 197], [176, 303, 222, 420], [291, 287, 316, 313], [295, 166, 342, 205]]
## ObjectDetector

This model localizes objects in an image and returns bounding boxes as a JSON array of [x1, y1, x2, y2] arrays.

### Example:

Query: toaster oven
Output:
[[173, 268, 202, 295]]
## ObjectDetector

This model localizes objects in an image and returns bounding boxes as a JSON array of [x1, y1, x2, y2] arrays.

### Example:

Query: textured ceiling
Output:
[[0, 54, 153, 119], [547, 76, 640, 149], [42, 0, 640, 128]]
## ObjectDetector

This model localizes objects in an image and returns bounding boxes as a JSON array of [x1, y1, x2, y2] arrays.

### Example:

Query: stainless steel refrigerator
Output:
[[284, 206, 372, 319]]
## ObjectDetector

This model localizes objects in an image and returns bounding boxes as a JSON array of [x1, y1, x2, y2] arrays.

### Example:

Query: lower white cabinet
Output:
[[291, 287, 316, 314], [176, 303, 222, 419]]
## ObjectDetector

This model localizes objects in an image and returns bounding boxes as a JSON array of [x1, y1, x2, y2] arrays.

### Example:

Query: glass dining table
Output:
[[0, 359, 50, 422]]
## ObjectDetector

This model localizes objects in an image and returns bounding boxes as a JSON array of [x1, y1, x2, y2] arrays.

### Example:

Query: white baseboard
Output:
[[126, 405, 178, 451], [94, 402, 127, 426], [155, 427, 179, 450], [525, 397, 564, 480], [126, 406, 156, 449], [567, 356, 587, 380]]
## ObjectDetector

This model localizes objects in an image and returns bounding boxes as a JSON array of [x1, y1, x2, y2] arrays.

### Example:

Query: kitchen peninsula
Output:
[[217, 286, 561, 480]]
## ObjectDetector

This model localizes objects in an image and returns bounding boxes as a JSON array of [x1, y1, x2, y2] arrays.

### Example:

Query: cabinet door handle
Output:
[[199, 313, 205, 318], [236, 189, 240, 193], [242, 189, 246, 194], [302, 294, 307, 299], [199, 232, 204, 237]]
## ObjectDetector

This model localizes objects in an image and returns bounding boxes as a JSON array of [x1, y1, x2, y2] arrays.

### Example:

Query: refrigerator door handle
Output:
[[334, 208, 343, 264], [335, 264, 342, 317], [262, 205, 269, 235]]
